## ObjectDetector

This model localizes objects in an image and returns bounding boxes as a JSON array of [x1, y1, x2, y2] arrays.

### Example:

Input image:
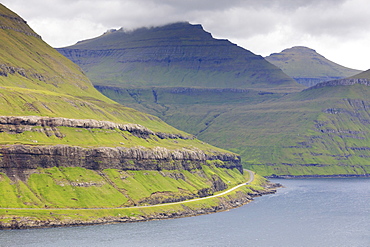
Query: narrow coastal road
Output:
[[2, 170, 255, 211], [133, 169, 254, 209]]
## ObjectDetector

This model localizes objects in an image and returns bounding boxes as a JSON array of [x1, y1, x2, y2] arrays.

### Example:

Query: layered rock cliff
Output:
[[0, 116, 193, 140], [0, 115, 241, 176], [0, 144, 240, 170]]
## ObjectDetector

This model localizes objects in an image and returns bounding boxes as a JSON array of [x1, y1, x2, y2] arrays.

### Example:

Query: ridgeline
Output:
[[58, 22, 303, 93]]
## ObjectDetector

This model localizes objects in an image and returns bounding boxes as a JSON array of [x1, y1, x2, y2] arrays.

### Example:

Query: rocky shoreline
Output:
[[0, 182, 280, 230]]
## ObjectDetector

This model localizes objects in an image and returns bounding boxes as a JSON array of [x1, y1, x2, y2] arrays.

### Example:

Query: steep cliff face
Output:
[[265, 46, 361, 87], [0, 115, 241, 176], [0, 144, 240, 171], [58, 22, 302, 93]]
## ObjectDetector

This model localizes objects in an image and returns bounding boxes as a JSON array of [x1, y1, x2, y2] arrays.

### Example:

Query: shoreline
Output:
[[266, 174, 370, 179], [0, 182, 280, 230]]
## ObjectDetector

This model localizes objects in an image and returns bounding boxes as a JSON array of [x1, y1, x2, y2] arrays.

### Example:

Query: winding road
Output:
[[1, 170, 255, 210]]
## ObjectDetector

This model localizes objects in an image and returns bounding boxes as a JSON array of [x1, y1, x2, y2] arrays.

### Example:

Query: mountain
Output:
[[58, 22, 303, 93], [0, 4, 268, 229], [57, 22, 370, 177], [265, 46, 362, 87]]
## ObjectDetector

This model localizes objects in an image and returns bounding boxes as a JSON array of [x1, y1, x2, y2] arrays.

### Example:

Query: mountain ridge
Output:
[[58, 22, 303, 93]]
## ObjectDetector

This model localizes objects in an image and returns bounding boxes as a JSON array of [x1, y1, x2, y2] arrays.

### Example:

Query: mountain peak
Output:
[[265, 46, 362, 87], [102, 22, 203, 35], [278, 46, 317, 55], [75, 22, 215, 47]]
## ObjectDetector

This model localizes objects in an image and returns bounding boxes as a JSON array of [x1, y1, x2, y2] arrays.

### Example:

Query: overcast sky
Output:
[[2, 0, 370, 70]]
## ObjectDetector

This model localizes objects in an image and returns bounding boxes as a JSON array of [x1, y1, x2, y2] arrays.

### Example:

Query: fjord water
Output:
[[2, 178, 369, 247]]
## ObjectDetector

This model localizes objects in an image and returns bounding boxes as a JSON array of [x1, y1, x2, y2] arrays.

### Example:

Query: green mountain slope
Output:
[[0, 3, 260, 227], [98, 79, 370, 177], [58, 22, 303, 93], [265, 46, 362, 87], [0, 5, 211, 142]]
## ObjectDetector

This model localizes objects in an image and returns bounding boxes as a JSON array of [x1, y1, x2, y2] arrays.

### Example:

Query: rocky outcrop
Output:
[[294, 77, 341, 87], [0, 13, 41, 38], [0, 64, 46, 80], [0, 144, 242, 177], [309, 78, 370, 89], [0, 115, 241, 179], [0, 116, 194, 139]]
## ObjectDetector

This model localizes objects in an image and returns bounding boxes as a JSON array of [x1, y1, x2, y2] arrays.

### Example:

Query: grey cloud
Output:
[[3, 0, 349, 25], [290, 1, 370, 39], [2, 0, 370, 70], [2, 0, 365, 43]]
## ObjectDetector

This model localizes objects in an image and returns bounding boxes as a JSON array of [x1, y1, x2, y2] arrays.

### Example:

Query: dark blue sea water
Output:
[[1, 178, 369, 247]]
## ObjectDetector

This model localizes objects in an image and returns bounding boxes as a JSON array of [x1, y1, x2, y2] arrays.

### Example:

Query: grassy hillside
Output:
[[265, 46, 362, 87], [0, 164, 247, 209], [0, 168, 273, 229], [0, 5, 177, 133], [0, 4, 216, 137], [98, 83, 370, 176], [0, 2, 253, 227]]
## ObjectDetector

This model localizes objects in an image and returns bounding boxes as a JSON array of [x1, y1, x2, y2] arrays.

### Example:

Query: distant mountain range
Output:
[[265, 46, 362, 87], [58, 22, 303, 93], [58, 22, 370, 177]]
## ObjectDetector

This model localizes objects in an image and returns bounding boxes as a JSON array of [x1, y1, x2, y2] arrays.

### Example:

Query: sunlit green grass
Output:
[[0, 164, 247, 209], [0, 165, 265, 227]]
